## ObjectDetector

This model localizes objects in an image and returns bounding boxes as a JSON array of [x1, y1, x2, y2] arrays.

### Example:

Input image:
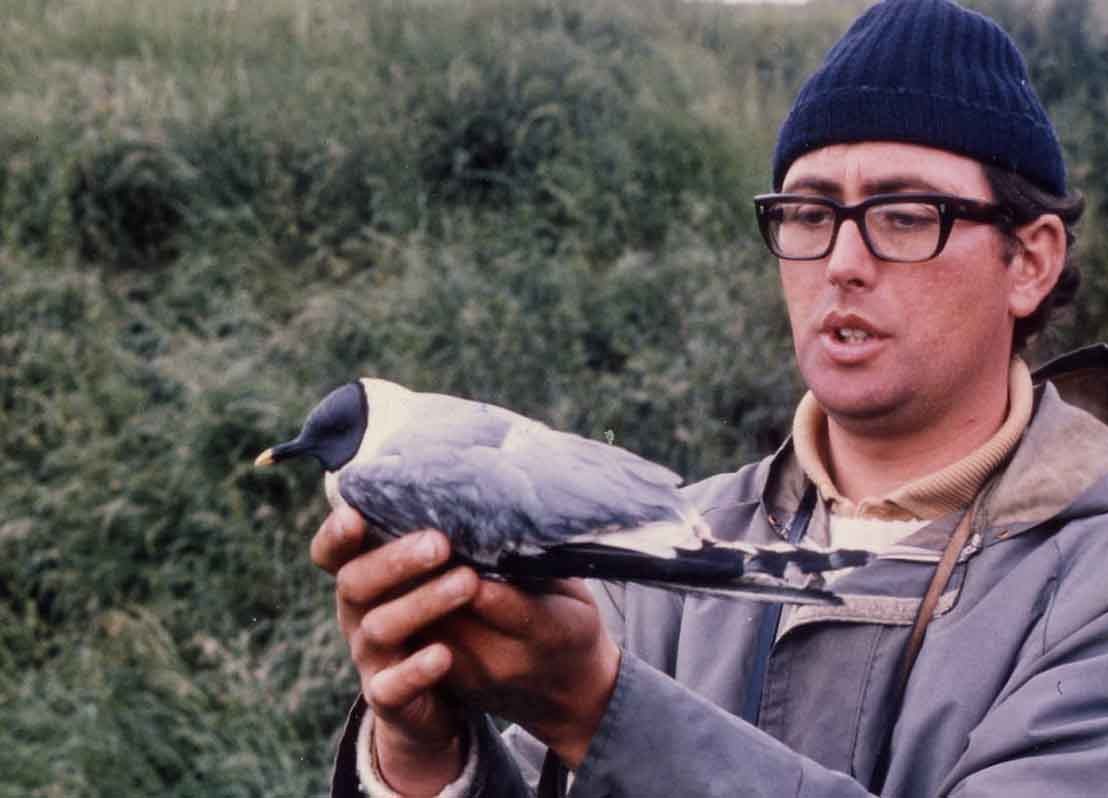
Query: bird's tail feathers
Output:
[[492, 539, 869, 606], [711, 540, 872, 577]]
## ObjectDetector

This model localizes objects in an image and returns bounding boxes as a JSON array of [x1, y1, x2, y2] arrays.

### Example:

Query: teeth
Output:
[[836, 328, 870, 343]]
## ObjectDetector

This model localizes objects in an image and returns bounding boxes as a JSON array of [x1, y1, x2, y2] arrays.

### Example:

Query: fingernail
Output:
[[415, 532, 443, 566], [335, 508, 359, 543], [440, 570, 472, 601], [419, 646, 449, 677]]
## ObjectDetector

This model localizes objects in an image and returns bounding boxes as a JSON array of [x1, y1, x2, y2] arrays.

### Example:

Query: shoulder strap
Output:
[[869, 507, 976, 792], [740, 484, 818, 724], [896, 508, 976, 692], [537, 747, 568, 798]]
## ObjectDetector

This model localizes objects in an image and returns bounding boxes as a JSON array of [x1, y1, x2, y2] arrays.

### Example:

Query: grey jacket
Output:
[[331, 346, 1108, 797]]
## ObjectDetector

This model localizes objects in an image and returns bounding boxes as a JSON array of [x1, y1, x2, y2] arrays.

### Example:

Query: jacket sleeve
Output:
[[469, 630, 1108, 798], [932, 549, 1108, 797], [567, 650, 873, 798], [566, 585, 1108, 797], [483, 578, 874, 798]]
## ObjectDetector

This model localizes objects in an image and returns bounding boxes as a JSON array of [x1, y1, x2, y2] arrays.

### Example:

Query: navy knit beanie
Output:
[[772, 0, 1066, 195]]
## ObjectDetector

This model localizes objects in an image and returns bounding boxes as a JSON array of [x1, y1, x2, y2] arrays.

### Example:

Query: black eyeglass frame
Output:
[[753, 192, 1014, 263]]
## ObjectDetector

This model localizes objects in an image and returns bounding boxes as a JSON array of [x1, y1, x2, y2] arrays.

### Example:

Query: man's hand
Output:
[[432, 564, 621, 768], [310, 506, 621, 793], [313, 506, 476, 795]]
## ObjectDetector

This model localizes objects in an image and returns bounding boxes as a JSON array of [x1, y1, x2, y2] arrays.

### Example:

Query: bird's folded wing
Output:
[[492, 541, 871, 606], [344, 401, 693, 547]]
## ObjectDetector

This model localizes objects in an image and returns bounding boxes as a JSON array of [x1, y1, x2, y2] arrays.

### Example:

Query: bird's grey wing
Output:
[[394, 393, 684, 493], [338, 398, 688, 560], [398, 390, 682, 485], [338, 402, 557, 563], [491, 421, 692, 541], [375, 395, 521, 454], [381, 394, 690, 541]]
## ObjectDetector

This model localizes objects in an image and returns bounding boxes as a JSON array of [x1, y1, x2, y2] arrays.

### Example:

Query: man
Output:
[[312, 0, 1108, 795]]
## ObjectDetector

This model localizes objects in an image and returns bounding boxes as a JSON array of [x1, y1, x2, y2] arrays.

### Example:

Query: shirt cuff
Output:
[[355, 711, 480, 798]]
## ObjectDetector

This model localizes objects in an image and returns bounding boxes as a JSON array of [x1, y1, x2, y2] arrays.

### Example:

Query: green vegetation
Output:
[[2, 0, 1105, 793]]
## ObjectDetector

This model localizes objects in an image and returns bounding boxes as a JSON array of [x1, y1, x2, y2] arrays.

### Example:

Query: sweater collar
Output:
[[791, 359, 1033, 521]]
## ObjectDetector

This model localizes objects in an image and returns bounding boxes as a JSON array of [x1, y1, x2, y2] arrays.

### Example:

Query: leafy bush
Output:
[[70, 138, 195, 268]]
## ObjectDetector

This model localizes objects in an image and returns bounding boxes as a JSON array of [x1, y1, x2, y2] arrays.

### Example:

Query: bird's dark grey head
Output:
[[257, 382, 368, 472]]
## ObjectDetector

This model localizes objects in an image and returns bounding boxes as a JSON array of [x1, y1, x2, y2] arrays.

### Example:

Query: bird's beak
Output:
[[253, 439, 308, 467], [254, 448, 277, 467]]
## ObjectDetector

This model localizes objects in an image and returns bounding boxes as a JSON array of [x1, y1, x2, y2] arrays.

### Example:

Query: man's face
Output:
[[778, 142, 1021, 437]]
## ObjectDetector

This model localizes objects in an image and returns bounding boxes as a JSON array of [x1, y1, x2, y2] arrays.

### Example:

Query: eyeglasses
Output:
[[753, 193, 1013, 263]]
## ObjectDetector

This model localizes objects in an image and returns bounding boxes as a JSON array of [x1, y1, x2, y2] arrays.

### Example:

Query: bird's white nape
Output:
[[352, 378, 415, 464]]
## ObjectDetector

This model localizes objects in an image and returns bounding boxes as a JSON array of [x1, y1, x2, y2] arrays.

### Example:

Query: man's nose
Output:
[[825, 219, 878, 289]]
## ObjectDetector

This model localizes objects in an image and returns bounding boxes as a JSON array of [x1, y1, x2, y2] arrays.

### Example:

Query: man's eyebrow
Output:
[[863, 176, 948, 194], [780, 177, 841, 196], [780, 175, 951, 196]]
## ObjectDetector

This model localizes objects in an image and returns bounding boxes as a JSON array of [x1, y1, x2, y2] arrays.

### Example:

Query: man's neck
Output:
[[825, 384, 1011, 505]]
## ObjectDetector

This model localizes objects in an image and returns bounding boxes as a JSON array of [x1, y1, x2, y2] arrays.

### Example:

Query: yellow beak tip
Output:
[[254, 449, 275, 467]]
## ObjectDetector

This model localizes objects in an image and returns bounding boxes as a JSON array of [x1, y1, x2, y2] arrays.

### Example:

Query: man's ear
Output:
[[1007, 214, 1067, 320]]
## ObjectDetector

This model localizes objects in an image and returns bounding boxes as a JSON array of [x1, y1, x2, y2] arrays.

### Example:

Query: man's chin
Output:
[[810, 386, 915, 435]]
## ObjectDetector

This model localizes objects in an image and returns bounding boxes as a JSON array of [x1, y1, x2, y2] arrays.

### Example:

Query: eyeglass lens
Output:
[[768, 200, 943, 261]]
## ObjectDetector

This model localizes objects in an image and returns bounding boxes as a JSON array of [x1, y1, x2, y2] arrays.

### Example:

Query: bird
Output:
[[254, 379, 870, 606]]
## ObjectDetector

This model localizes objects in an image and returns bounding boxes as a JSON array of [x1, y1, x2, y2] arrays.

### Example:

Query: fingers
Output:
[[367, 644, 468, 791], [310, 506, 369, 574], [336, 530, 451, 606], [311, 520, 472, 779], [331, 529, 454, 641], [361, 566, 479, 648], [367, 642, 453, 715], [468, 577, 595, 638]]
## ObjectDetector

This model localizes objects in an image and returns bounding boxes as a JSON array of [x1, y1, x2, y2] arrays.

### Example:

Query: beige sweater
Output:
[[792, 358, 1033, 550]]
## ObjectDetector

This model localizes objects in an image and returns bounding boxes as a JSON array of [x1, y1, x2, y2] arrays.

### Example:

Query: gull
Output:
[[256, 379, 869, 605]]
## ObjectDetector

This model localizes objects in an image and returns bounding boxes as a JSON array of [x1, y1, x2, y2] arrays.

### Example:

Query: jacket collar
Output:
[[977, 349, 1108, 538]]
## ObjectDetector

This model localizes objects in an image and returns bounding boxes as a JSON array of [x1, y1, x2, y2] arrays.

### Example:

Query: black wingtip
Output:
[[826, 548, 873, 570], [747, 545, 873, 577], [491, 543, 851, 605]]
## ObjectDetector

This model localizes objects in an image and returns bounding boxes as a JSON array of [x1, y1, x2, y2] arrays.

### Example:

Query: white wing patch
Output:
[[567, 514, 710, 558]]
